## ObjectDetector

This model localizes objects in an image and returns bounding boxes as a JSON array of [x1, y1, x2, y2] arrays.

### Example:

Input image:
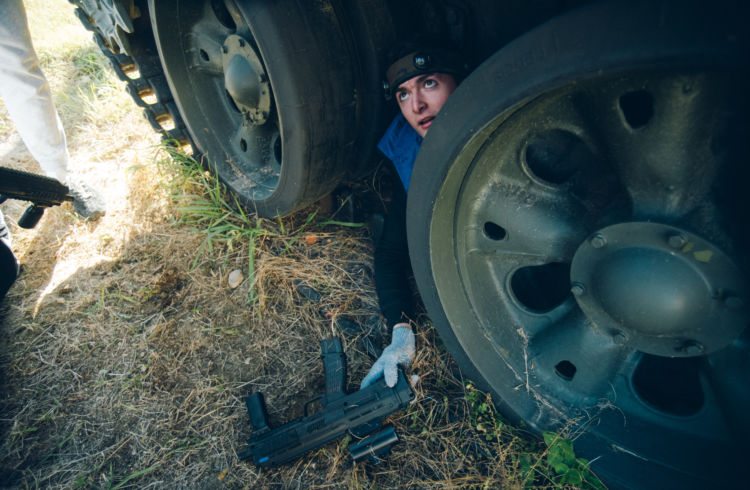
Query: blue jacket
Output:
[[377, 114, 422, 192]]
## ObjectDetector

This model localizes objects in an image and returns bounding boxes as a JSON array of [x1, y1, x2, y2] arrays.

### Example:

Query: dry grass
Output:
[[0, 2, 603, 489]]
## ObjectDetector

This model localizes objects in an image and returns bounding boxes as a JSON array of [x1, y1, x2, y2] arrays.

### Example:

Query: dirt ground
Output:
[[0, 2, 598, 489]]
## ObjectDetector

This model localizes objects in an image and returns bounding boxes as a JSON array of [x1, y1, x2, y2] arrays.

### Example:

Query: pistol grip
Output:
[[18, 205, 45, 229]]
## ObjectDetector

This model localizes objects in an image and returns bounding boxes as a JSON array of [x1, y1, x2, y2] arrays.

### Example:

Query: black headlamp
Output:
[[383, 48, 464, 99]]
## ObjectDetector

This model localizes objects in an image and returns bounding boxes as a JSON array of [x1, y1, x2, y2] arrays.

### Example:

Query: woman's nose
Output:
[[411, 93, 425, 113]]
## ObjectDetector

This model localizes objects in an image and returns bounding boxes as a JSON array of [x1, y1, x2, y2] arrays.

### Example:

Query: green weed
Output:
[[542, 432, 606, 489], [464, 382, 605, 488]]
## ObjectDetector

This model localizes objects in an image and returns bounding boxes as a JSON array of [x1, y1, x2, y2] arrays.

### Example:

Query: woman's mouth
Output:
[[419, 116, 435, 130]]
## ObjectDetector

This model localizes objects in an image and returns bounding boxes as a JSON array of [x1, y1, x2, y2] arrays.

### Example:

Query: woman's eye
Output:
[[398, 91, 409, 101], [424, 79, 437, 88]]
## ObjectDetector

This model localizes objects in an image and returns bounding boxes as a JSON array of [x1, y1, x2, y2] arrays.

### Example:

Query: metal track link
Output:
[[69, 0, 194, 152]]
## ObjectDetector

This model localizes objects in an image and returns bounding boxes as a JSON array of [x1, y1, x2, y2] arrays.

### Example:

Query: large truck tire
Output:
[[73, 0, 393, 218], [147, 0, 394, 217], [407, 1, 749, 487]]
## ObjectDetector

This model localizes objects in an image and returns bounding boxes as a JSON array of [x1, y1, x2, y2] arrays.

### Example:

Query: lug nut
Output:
[[571, 282, 585, 296], [590, 234, 606, 249], [612, 331, 627, 345], [679, 340, 704, 356], [668, 233, 687, 249]]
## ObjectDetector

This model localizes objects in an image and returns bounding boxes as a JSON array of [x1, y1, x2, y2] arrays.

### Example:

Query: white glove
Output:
[[360, 324, 415, 388]]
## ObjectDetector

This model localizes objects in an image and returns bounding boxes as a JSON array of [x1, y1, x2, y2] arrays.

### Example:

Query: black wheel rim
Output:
[[424, 66, 748, 481], [149, 0, 282, 200]]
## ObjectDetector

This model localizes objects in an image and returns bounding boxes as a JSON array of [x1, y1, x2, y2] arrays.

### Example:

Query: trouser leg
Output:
[[0, 0, 71, 183]]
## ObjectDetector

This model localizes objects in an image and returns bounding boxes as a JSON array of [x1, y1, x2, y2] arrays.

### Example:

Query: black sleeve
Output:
[[373, 185, 415, 326]]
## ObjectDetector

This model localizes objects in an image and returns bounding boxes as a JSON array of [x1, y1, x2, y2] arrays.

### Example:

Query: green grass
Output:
[[159, 145, 283, 303], [158, 143, 368, 304]]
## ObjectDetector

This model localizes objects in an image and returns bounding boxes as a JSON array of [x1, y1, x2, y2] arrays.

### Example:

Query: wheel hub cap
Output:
[[222, 35, 271, 125], [570, 222, 747, 357]]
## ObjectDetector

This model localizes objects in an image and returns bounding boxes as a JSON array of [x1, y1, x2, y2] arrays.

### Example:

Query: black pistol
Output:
[[238, 337, 414, 466]]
